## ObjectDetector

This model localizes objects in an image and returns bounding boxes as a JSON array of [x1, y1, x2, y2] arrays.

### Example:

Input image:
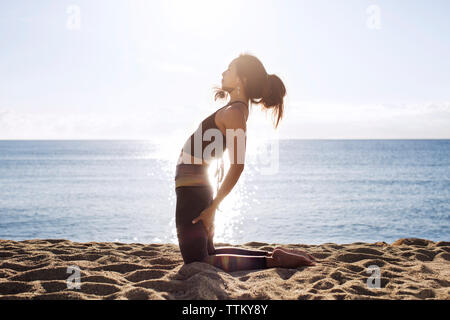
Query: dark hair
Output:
[[213, 53, 287, 129]]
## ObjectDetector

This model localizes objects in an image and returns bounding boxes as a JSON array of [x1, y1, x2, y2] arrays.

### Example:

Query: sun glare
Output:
[[208, 154, 246, 244], [151, 110, 278, 244]]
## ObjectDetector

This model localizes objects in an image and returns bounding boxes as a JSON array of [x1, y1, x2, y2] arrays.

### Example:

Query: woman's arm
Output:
[[191, 105, 247, 232], [211, 106, 247, 209]]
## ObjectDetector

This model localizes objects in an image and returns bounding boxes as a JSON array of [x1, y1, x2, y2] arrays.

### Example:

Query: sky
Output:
[[0, 0, 449, 141]]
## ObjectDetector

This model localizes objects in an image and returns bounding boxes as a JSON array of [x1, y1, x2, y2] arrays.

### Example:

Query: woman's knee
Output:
[[179, 244, 209, 265], [182, 255, 210, 266]]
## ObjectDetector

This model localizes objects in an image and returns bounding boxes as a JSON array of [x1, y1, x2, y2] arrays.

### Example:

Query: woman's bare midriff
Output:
[[175, 151, 211, 188], [176, 150, 212, 166]]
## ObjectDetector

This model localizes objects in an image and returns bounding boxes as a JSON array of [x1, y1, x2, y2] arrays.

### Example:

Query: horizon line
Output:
[[1, 138, 449, 141]]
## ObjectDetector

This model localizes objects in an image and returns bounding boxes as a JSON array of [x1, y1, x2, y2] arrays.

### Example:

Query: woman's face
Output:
[[221, 61, 240, 92]]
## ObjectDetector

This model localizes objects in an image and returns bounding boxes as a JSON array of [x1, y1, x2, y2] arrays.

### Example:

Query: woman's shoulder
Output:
[[221, 102, 248, 121]]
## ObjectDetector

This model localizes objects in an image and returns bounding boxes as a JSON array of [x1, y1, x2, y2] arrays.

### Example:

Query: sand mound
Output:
[[0, 238, 448, 300]]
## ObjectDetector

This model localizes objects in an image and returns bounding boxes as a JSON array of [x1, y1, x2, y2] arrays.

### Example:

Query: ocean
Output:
[[0, 140, 449, 245]]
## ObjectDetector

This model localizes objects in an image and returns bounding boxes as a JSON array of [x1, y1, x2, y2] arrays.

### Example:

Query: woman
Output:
[[175, 53, 316, 272]]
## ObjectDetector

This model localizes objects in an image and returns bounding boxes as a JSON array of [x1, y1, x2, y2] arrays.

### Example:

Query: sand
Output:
[[0, 238, 449, 300]]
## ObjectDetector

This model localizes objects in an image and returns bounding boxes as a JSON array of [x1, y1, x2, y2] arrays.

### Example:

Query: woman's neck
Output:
[[228, 95, 249, 107]]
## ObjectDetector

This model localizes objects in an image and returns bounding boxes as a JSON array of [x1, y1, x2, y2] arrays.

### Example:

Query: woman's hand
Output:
[[192, 203, 217, 238]]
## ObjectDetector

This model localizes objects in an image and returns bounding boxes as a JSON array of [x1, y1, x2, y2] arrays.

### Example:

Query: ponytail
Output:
[[258, 74, 286, 129]]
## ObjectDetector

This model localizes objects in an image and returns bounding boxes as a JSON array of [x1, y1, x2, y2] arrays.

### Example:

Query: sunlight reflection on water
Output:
[[1, 140, 449, 245], [152, 135, 272, 245]]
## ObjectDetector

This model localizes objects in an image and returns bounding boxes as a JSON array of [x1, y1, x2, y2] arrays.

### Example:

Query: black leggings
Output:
[[175, 185, 269, 272]]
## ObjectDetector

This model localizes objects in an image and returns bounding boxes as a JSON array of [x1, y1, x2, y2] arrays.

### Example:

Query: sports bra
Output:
[[177, 100, 248, 166]]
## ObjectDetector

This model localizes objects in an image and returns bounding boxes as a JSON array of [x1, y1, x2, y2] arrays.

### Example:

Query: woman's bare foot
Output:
[[273, 246, 317, 262], [270, 249, 315, 268]]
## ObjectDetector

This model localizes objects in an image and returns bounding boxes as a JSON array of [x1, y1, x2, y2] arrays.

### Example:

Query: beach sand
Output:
[[0, 238, 449, 300]]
